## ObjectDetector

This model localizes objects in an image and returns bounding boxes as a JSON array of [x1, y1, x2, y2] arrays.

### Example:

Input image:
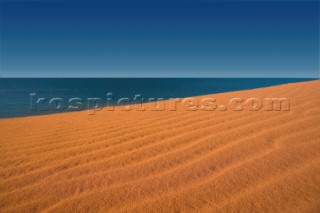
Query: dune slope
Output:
[[0, 80, 320, 212]]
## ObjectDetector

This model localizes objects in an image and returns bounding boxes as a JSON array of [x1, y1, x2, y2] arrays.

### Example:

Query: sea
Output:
[[0, 78, 316, 118]]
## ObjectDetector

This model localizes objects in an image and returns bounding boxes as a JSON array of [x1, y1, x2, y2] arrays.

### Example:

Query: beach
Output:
[[0, 80, 319, 212]]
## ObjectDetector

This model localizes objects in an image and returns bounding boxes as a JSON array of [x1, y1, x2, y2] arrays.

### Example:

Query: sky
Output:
[[0, 0, 319, 78]]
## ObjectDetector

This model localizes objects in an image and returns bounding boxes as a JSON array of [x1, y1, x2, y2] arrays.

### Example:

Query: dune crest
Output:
[[1, 80, 320, 213]]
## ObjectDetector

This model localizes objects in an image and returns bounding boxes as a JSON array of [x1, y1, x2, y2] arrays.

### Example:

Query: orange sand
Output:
[[0, 80, 320, 212]]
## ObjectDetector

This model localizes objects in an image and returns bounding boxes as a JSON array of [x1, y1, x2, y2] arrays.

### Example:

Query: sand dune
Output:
[[0, 80, 320, 213]]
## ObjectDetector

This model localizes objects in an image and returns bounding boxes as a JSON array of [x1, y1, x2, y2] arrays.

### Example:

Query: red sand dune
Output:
[[0, 80, 320, 212]]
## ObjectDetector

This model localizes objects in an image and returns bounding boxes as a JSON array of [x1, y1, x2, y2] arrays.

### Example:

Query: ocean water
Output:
[[0, 78, 315, 118]]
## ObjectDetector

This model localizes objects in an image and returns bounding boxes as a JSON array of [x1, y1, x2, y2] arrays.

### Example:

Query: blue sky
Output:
[[0, 0, 319, 78]]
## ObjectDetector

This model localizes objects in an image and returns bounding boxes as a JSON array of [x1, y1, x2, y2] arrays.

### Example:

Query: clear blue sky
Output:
[[0, 0, 319, 78]]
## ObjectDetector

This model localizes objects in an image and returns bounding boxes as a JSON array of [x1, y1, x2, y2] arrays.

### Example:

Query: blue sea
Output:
[[0, 78, 315, 118]]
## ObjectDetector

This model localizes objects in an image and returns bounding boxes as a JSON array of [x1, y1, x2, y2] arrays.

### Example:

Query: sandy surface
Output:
[[0, 80, 320, 212]]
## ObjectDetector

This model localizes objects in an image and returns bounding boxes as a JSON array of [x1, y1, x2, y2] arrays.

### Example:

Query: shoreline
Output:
[[1, 79, 317, 120]]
